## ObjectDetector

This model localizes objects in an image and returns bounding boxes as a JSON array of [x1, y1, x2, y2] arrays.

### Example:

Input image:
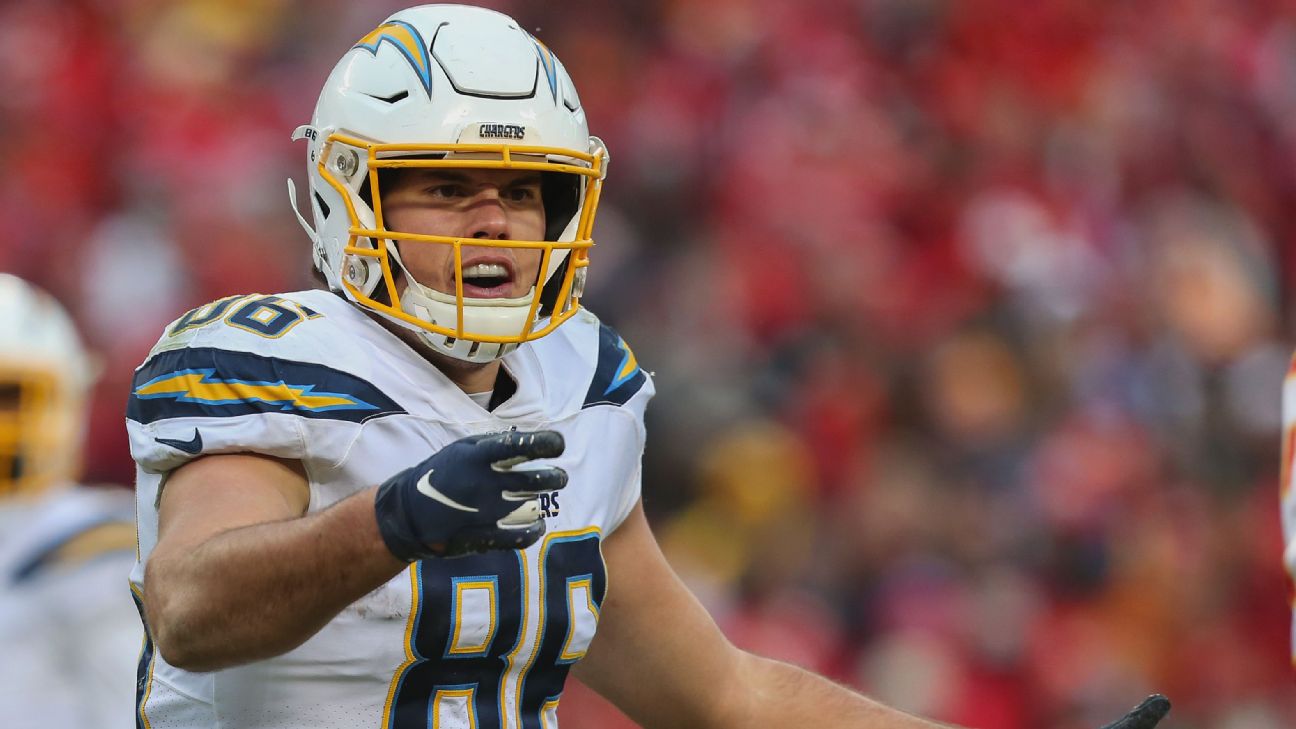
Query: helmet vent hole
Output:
[[312, 192, 331, 219], [467, 341, 482, 358]]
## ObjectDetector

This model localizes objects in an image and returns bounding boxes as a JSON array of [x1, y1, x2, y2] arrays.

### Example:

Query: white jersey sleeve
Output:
[[530, 312, 654, 534], [126, 294, 405, 478], [575, 321, 653, 532]]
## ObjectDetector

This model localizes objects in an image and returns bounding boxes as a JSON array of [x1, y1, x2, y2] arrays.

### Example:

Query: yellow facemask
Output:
[[0, 365, 82, 497], [317, 134, 606, 346]]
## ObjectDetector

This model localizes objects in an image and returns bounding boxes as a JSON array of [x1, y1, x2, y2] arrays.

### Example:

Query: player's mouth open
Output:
[[460, 260, 516, 298]]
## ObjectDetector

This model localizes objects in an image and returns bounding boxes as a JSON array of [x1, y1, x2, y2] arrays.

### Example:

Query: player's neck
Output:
[[370, 313, 501, 394], [427, 353, 501, 395]]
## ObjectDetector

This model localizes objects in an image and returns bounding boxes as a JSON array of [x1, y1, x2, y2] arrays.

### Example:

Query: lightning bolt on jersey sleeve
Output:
[[126, 293, 407, 476], [128, 345, 405, 470], [1282, 355, 1296, 665], [579, 323, 653, 531]]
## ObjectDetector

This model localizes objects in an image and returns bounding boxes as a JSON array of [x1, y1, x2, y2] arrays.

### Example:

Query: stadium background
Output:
[[3, 0, 1295, 726]]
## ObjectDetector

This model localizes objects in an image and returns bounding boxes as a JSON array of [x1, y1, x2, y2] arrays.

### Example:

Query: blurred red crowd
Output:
[[2, 0, 1294, 726]]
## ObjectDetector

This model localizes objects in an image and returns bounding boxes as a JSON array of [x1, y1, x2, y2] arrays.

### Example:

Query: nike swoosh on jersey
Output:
[[416, 470, 477, 513], [155, 429, 204, 455]]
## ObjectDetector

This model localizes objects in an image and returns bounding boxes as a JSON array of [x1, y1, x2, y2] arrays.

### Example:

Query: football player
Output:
[[0, 274, 140, 728], [127, 5, 1171, 728]]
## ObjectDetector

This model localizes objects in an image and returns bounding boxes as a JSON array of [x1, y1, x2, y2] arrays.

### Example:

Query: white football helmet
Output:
[[0, 274, 95, 496], [289, 4, 609, 362]]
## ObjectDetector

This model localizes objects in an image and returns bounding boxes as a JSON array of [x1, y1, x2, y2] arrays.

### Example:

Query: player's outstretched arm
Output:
[[573, 502, 963, 728], [575, 502, 1171, 729], [145, 430, 566, 672]]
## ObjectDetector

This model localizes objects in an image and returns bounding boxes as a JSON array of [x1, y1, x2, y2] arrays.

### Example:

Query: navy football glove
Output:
[[1098, 695, 1171, 729], [374, 430, 567, 560]]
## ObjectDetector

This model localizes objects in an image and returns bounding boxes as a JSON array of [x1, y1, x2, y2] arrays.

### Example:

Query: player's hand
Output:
[[1098, 695, 1171, 729], [374, 430, 567, 560]]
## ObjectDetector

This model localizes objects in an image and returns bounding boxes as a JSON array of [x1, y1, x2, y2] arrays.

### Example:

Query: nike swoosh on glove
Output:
[[1098, 695, 1171, 729], [374, 430, 568, 560]]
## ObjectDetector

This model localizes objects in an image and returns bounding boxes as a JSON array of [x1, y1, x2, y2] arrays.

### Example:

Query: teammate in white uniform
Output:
[[0, 274, 140, 729], [127, 5, 1172, 729]]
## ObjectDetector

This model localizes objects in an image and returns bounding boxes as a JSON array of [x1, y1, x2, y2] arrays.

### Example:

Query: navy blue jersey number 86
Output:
[[384, 530, 605, 729], [169, 295, 322, 339]]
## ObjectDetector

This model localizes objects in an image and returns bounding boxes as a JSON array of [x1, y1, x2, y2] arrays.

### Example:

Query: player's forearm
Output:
[[145, 486, 405, 672], [719, 652, 964, 729]]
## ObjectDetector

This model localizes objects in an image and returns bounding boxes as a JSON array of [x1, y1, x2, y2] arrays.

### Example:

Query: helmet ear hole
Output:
[[306, 189, 334, 278], [312, 191, 332, 220]]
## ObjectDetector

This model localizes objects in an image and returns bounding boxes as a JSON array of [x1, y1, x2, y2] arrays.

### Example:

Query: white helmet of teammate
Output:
[[0, 274, 96, 496], [289, 4, 609, 363]]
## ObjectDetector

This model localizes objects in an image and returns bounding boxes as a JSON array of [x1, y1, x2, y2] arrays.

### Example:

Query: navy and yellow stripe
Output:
[[128, 347, 404, 424], [582, 325, 646, 408]]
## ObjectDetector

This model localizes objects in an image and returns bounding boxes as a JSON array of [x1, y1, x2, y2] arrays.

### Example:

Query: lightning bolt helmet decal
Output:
[[353, 20, 434, 97]]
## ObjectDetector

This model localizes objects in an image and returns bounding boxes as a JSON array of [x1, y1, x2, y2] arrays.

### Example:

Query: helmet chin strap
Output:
[[384, 242, 543, 363]]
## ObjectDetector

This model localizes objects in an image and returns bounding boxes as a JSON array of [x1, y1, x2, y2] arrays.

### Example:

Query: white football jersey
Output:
[[0, 484, 139, 729], [126, 289, 653, 729]]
